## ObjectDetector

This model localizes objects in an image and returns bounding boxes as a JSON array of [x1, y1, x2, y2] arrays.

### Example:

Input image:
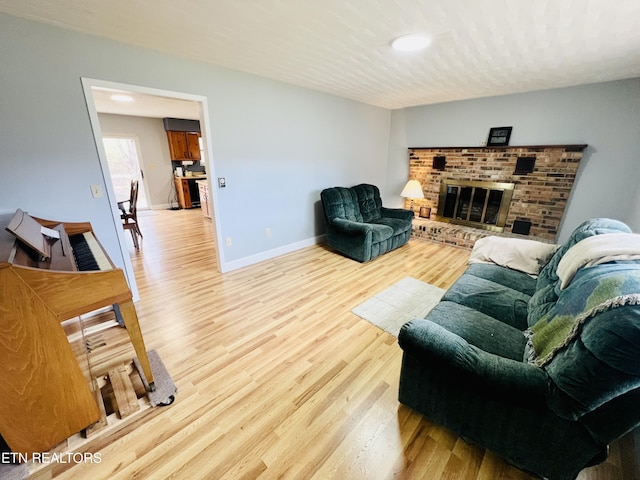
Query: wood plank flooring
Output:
[[35, 209, 638, 479]]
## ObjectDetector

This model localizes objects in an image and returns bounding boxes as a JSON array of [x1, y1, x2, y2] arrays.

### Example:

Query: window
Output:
[[103, 137, 148, 209]]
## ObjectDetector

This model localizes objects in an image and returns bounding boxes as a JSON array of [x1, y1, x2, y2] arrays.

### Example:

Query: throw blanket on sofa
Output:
[[557, 233, 640, 290], [525, 264, 640, 366]]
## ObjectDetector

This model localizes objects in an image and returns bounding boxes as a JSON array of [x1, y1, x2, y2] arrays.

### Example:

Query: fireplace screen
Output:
[[436, 180, 515, 232]]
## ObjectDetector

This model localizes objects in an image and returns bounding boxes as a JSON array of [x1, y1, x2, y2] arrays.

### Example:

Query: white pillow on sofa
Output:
[[469, 236, 558, 276]]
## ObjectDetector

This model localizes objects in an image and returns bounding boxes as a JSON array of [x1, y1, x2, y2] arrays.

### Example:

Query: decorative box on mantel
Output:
[[407, 144, 587, 248]]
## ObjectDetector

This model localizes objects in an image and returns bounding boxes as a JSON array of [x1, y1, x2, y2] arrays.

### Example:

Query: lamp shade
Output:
[[400, 180, 424, 199]]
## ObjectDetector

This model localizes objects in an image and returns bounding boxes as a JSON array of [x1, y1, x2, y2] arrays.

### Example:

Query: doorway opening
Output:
[[81, 78, 224, 300]]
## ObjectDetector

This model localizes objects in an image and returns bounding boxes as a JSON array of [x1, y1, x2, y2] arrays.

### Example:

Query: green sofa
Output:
[[398, 218, 640, 480], [320, 184, 414, 262]]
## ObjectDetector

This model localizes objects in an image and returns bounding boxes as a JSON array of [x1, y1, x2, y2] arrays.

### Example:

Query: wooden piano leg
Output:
[[118, 300, 156, 392]]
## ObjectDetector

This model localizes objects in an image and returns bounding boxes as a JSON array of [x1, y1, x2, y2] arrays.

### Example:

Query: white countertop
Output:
[[175, 174, 207, 180]]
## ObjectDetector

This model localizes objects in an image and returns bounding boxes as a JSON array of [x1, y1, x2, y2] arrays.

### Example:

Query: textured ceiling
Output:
[[2, 0, 640, 110]]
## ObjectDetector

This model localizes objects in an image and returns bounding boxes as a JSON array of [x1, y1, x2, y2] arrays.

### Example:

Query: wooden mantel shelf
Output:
[[409, 144, 588, 152]]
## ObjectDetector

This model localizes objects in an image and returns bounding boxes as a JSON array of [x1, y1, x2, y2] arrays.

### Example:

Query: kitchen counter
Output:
[[176, 174, 207, 179], [175, 175, 207, 209]]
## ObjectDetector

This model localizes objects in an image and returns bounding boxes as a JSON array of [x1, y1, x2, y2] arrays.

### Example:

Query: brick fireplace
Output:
[[406, 144, 587, 248]]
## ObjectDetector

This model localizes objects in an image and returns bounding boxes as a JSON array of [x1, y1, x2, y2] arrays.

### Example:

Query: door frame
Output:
[[81, 78, 224, 299]]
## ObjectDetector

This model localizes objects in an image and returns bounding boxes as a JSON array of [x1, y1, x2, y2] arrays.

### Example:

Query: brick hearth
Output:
[[410, 217, 553, 250]]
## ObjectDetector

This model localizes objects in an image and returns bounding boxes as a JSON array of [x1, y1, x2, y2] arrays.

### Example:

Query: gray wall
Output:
[[0, 13, 391, 271], [388, 79, 640, 241], [98, 114, 175, 209], [2, 11, 638, 274]]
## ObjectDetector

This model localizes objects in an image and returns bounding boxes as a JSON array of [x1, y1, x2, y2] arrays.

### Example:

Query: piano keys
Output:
[[0, 209, 156, 457], [70, 231, 112, 271]]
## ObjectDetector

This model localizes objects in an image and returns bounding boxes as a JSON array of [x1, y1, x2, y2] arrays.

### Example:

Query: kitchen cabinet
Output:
[[197, 180, 211, 219], [167, 131, 201, 161], [175, 175, 206, 209]]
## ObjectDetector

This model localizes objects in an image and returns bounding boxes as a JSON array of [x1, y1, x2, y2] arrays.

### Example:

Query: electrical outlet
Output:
[[226, 237, 232, 246], [266, 227, 271, 237], [90, 185, 103, 198]]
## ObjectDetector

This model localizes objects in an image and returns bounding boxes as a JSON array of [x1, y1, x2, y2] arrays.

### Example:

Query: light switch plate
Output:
[[90, 184, 103, 198]]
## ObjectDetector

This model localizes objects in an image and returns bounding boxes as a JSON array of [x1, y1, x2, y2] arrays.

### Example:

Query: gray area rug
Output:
[[134, 349, 177, 406], [352, 276, 445, 337]]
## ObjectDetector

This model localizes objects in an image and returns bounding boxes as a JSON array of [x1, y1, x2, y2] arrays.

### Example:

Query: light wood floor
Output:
[[39, 209, 638, 479]]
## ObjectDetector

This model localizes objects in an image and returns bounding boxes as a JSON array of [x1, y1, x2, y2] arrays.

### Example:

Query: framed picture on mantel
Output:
[[487, 126, 513, 146]]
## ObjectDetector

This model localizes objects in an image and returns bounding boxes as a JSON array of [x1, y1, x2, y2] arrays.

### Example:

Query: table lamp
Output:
[[400, 180, 424, 214]]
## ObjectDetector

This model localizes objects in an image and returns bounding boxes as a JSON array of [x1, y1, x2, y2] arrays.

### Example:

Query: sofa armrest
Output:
[[399, 318, 550, 407], [330, 218, 373, 236], [380, 207, 414, 221]]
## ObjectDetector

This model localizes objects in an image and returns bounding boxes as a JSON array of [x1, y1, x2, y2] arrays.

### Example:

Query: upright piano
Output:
[[0, 209, 155, 456]]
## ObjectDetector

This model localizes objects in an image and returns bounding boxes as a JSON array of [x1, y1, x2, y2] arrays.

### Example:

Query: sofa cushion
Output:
[[465, 263, 537, 296], [370, 216, 412, 236], [442, 273, 531, 330], [351, 184, 383, 222], [422, 301, 527, 360], [545, 305, 640, 422], [527, 218, 632, 327], [321, 187, 364, 223]]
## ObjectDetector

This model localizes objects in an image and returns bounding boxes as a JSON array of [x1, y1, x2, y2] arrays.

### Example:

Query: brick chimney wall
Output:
[[407, 145, 586, 240]]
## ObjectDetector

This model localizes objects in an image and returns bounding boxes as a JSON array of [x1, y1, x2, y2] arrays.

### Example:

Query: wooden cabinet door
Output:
[[175, 177, 192, 208], [167, 131, 189, 160], [167, 131, 201, 161], [186, 133, 201, 160]]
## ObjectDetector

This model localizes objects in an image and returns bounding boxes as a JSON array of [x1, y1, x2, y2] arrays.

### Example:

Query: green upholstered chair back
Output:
[[320, 184, 383, 224], [351, 184, 383, 222], [321, 186, 363, 223]]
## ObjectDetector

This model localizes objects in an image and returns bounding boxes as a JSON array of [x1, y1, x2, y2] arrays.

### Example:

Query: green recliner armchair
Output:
[[320, 184, 414, 262]]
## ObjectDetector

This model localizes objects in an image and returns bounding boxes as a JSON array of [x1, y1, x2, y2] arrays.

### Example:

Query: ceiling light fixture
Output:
[[111, 94, 134, 102], [391, 34, 431, 52]]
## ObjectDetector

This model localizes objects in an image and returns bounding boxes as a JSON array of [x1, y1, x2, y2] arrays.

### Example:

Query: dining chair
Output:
[[118, 180, 143, 250]]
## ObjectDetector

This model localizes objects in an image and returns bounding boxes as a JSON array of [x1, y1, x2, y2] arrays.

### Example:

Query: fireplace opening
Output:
[[436, 180, 515, 232]]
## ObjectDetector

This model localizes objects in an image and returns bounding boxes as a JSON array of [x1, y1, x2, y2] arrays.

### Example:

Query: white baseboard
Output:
[[221, 235, 326, 273], [149, 203, 172, 210]]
